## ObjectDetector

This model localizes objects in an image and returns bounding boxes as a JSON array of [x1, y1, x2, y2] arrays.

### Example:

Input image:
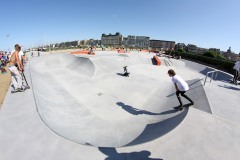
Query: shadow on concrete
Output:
[[166, 79, 212, 114], [151, 58, 157, 65], [218, 85, 240, 91], [200, 67, 232, 81], [125, 108, 188, 146], [167, 79, 203, 97], [116, 73, 130, 77], [116, 102, 177, 115], [117, 73, 125, 76], [99, 147, 163, 160]]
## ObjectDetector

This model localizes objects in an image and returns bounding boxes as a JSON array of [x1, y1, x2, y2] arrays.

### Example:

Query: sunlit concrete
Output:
[[0, 51, 239, 160]]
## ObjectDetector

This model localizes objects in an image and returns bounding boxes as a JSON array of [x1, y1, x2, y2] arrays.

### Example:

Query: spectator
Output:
[[8, 45, 24, 91], [233, 58, 240, 85], [11, 44, 24, 61]]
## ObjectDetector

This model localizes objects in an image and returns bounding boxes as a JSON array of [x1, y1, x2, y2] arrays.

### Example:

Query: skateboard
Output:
[[11, 89, 24, 94], [173, 103, 194, 110], [11, 86, 30, 94]]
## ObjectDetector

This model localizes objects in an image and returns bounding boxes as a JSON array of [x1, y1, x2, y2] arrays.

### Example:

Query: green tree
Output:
[[178, 48, 185, 53], [203, 51, 218, 58], [203, 51, 226, 59]]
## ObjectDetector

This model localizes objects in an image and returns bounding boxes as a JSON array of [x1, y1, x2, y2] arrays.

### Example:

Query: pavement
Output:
[[0, 51, 239, 160]]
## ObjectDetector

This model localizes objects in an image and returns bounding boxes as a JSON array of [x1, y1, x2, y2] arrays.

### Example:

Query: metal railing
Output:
[[204, 70, 219, 85], [164, 58, 173, 66]]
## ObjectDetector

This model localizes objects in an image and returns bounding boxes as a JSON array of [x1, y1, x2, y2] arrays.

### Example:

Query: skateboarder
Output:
[[123, 66, 130, 77], [8, 45, 24, 92], [168, 69, 194, 110]]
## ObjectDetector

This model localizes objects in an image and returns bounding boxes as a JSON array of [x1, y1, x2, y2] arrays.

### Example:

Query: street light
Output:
[[6, 34, 10, 52]]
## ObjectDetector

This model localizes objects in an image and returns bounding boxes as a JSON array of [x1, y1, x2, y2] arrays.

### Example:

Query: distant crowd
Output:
[[0, 51, 11, 73], [0, 46, 27, 75]]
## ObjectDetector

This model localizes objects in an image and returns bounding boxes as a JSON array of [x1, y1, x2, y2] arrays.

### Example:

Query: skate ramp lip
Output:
[[30, 53, 188, 147]]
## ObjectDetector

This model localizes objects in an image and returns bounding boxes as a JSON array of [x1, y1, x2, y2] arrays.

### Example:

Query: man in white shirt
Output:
[[233, 59, 240, 85], [168, 69, 194, 111]]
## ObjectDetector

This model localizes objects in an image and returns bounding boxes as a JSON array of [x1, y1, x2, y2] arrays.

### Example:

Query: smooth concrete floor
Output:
[[0, 51, 239, 160]]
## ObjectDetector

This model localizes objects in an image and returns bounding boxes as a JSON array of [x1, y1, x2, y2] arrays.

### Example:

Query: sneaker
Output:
[[16, 88, 24, 92], [174, 105, 183, 111], [179, 106, 183, 111]]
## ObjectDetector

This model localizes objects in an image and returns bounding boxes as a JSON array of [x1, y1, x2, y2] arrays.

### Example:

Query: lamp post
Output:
[[6, 34, 10, 52]]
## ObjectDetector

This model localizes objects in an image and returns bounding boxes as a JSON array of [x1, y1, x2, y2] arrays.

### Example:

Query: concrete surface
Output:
[[0, 51, 239, 160]]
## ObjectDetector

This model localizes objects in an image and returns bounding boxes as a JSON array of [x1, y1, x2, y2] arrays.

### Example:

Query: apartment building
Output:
[[197, 47, 208, 55], [125, 35, 136, 47], [136, 36, 150, 48], [175, 43, 187, 51], [150, 40, 175, 50], [209, 48, 220, 54], [187, 44, 198, 54], [101, 32, 123, 47]]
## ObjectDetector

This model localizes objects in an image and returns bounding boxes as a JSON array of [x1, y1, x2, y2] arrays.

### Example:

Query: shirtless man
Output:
[[8, 45, 24, 91]]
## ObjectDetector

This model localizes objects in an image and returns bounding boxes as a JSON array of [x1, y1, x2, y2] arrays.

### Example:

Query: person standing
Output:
[[11, 44, 24, 61], [233, 59, 240, 85], [168, 69, 194, 111], [8, 45, 24, 91], [123, 66, 130, 77]]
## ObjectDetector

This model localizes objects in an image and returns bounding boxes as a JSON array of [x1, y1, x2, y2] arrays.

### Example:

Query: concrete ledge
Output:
[[153, 56, 161, 66]]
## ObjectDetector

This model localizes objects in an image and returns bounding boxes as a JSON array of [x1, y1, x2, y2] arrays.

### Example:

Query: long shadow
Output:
[[126, 108, 188, 146], [200, 67, 232, 81], [199, 67, 214, 76], [116, 73, 130, 77], [218, 85, 240, 91], [116, 102, 177, 115], [99, 147, 163, 160], [116, 73, 125, 76]]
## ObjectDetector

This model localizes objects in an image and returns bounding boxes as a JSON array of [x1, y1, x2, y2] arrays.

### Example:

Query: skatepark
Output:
[[0, 51, 239, 160]]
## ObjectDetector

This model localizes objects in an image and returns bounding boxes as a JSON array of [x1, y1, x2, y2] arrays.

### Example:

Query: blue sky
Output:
[[0, 0, 240, 53]]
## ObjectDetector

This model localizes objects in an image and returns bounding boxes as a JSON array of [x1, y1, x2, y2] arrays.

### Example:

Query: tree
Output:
[[203, 51, 218, 58], [203, 51, 226, 59], [178, 48, 185, 53]]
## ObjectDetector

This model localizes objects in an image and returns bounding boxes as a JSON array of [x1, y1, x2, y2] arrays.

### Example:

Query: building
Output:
[[69, 40, 80, 47], [150, 40, 175, 50], [209, 48, 220, 54], [80, 40, 87, 46], [101, 32, 123, 47], [136, 36, 150, 49], [123, 35, 150, 48], [197, 47, 208, 55], [125, 35, 136, 47], [187, 44, 198, 54], [85, 39, 94, 46], [175, 43, 187, 51], [222, 51, 239, 61]]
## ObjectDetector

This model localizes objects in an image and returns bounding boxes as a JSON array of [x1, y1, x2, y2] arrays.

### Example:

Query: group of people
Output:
[[2, 43, 240, 106], [0, 52, 10, 66], [0, 52, 9, 74]]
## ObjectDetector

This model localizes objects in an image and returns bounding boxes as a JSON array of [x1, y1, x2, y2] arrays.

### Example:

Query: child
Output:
[[168, 69, 194, 110]]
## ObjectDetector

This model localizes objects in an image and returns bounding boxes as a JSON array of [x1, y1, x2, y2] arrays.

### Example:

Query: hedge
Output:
[[180, 52, 235, 74]]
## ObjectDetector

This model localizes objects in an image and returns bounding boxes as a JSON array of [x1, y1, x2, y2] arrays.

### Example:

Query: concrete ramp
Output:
[[30, 53, 188, 147]]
